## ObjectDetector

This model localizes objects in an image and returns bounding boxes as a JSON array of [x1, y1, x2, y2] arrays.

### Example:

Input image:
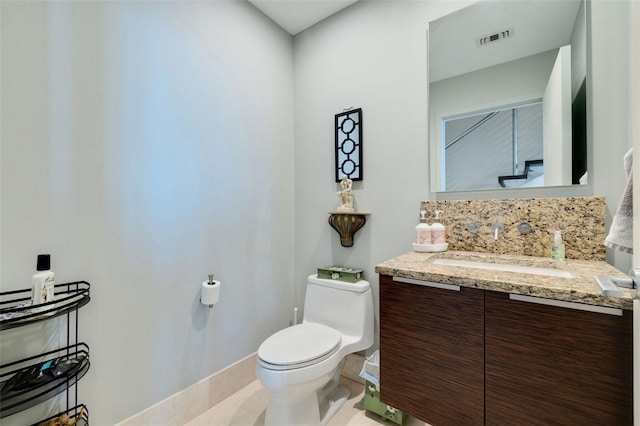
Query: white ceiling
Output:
[[248, 0, 359, 35]]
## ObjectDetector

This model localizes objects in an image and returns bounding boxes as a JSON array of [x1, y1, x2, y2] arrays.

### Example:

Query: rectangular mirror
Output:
[[428, 0, 587, 193]]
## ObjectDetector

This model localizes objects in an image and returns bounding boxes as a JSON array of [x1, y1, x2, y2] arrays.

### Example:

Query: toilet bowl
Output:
[[256, 275, 374, 426]]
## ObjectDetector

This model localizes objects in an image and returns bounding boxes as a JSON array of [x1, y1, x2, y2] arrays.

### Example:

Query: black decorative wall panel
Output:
[[335, 108, 362, 182]]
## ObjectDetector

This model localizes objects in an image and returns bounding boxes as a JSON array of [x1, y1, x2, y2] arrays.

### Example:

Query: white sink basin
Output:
[[431, 258, 575, 278]]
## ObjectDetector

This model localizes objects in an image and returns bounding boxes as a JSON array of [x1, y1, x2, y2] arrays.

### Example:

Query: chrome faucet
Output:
[[491, 222, 505, 241]]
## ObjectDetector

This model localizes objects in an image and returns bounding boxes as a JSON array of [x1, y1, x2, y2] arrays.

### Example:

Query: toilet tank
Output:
[[303, 275, 374, 341]]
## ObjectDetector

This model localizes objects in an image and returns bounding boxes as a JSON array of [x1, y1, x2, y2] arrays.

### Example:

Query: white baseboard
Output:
[[116, 353, 257, 426], [343, 353, 365, 385], [117, 352, 367, 425]]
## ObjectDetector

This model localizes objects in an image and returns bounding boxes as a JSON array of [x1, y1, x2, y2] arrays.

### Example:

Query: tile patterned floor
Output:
[[185, 377, 428, 426]]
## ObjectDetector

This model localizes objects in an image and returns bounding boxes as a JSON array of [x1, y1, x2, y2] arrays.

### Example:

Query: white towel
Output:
[[604, 148, 633, 254]]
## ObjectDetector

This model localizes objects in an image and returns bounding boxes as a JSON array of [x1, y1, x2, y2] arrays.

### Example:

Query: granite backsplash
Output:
[[419, 197, 606, 260]]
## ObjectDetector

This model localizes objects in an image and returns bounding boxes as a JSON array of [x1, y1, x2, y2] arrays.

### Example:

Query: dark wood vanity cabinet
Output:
[[485, 291, 633, 425], [379, 275, 485, 425], [379, 275, 633, 426]]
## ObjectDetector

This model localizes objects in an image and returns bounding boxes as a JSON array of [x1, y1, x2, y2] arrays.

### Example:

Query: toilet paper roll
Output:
[[201, 280, 221, 306]]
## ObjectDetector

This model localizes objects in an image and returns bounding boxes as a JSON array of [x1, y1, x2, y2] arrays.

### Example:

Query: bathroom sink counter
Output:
[[375, 251, 635, 310]]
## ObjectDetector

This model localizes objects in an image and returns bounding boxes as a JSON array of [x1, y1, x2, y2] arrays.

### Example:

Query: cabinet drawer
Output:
[[380, 275, 484, 425], [485, 290, 633, 425]]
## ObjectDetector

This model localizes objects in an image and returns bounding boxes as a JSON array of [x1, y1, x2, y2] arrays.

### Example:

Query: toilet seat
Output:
[[258, 323, 341, 371]]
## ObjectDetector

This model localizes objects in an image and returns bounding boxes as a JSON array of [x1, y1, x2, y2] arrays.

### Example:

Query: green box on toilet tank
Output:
[[316, 266, 363, 283]]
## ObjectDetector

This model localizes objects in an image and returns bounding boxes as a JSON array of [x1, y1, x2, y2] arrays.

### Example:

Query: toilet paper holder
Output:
[[201, 274, 221, 308]]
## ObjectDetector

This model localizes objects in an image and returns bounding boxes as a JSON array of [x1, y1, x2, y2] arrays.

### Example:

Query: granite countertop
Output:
[[375, 251, 635, 310]]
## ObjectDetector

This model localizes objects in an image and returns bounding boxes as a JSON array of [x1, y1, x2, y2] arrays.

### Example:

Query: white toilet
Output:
[[256, 274, 374, 426]]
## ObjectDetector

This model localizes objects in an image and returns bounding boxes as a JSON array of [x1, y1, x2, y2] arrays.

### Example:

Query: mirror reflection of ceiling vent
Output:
[[476, 28, 514, 47]]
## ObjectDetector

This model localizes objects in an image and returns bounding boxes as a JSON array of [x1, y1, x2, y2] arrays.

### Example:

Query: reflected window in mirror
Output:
[[443, 101, 543, 191]]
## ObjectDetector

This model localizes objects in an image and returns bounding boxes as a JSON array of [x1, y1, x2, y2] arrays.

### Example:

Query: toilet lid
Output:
[[258, 323, 341, 370]]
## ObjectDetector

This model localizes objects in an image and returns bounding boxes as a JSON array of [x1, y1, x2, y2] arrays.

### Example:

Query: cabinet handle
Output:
[[509, 294, 623, 316], [392, 276, 460, 291]]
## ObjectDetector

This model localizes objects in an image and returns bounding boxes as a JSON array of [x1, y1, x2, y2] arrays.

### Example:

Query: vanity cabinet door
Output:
[[485, 291, 633, 426], [379, 275, 485, 426]]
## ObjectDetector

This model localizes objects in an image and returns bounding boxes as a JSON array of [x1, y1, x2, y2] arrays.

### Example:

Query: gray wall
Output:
[[591, 0, 631, 272], [0, 1, 294, 424], [293, 0, 475, 349]]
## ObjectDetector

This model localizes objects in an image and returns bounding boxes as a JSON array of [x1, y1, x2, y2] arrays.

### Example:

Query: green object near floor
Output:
[[363, 380, 405, 425], [317, 266, 363, 283]]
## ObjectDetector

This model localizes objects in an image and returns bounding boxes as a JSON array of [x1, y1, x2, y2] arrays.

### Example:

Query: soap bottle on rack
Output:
[[551, 230, 565, 260], [431, 210, 446, 244], [416, 210, 431, 245], [32, 254, 54, 305]]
